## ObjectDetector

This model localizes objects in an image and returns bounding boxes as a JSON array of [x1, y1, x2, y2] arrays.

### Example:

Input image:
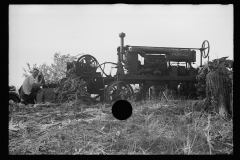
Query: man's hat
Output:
[[33, 68, 39, 72], [30, 68, 39, 73]]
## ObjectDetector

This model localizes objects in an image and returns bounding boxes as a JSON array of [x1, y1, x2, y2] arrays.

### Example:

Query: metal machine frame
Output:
[[66, 32, 210, 103]]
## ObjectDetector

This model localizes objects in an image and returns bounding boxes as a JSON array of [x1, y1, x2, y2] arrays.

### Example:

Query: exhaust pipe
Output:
[[119, 32, 125, 61], [117, 32, 125, 75]]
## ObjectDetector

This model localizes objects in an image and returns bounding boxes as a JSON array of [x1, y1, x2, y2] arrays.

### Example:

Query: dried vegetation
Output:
[[9, 98, 233, 155]]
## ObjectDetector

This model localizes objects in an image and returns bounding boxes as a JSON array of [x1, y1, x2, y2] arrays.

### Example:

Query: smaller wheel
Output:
[[105, 81, 134, 104], [9, 95, 20, 103], [201, 40, 210, 58]]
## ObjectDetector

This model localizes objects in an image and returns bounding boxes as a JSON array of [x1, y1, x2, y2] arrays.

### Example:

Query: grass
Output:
[[9, 98, 233, 155]]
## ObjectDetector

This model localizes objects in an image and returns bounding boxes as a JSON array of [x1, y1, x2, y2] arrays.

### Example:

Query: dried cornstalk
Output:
[[206, 71, 230, 117], [53, 74, 93, 104]]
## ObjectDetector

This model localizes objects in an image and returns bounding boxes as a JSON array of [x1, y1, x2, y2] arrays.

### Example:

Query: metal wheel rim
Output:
[[105, 81, 133, 103]]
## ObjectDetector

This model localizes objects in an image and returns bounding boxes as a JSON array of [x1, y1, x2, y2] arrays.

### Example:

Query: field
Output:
[[9, 98, 233, 155]]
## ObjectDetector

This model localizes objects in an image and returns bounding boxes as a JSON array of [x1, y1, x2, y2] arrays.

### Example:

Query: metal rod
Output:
[[200, 52, 202, 67], [162, 91, 169, 101], [129, 45, 203, 50]]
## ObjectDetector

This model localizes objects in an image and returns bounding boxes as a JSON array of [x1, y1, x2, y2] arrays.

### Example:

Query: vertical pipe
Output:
[[117, 33, 126, 76], [200, 51, 202, 67], [119, 32, 125, 63]]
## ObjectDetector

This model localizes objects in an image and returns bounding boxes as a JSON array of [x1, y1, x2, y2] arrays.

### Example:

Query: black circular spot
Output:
[[112, 100, 132, 120]]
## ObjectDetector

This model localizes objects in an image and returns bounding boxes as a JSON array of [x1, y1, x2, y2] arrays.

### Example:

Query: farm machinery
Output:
[[65, 32, 210, 104]]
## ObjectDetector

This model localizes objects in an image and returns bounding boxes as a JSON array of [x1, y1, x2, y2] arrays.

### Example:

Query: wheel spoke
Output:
[[110, 90, 116, 94], [90, 59, 95, 64], [94, 95, 100, 99], [112, 86, 117, 90]]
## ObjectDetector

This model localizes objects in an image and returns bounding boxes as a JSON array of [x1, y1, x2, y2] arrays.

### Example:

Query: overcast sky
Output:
[[9, 4, 233, 88]]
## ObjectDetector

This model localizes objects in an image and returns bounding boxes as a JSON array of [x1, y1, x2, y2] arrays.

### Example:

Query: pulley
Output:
[[76, 54, 99, 77]]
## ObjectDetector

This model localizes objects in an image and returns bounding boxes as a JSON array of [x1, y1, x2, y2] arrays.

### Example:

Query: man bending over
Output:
[[19, 68, 47, 104]]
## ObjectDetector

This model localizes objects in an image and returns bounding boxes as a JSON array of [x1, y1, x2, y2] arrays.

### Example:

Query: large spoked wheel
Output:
[[77, 54, 99, 77], [104, 81, 134, 104], [201, 40, 210, 58]]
